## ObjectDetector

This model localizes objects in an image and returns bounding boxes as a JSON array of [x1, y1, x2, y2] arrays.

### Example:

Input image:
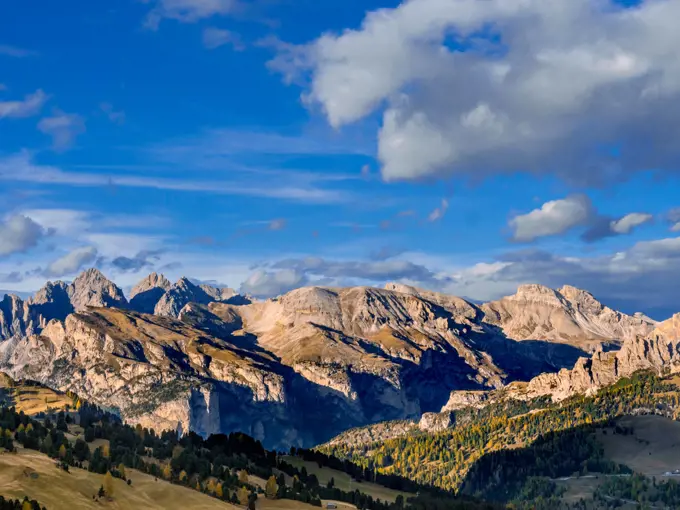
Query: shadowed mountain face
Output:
[[0, 270, 662, 449]]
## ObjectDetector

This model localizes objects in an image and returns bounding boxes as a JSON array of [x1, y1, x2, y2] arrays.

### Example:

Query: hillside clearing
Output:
[[281, 456, 410, 504], [0, 448, 239, 510], [599, 415, 680, 477]]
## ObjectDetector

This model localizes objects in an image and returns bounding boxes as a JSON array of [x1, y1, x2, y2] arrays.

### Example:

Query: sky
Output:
[[1, 0, 679, 319]]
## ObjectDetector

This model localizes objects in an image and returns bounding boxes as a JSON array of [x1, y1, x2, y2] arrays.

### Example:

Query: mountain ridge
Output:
[[0, 268, 669, 449]]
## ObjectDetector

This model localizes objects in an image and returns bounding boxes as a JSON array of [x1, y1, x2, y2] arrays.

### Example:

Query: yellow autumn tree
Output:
[[238, 469, 249, 484], [206, 479, 216, 493], [104, 471, 115, 498], [21, 500, 32, 510], [237, 486, 250, 506], [58, 444, 66, 459], [101, 443, 110, 458], [162, 463, 172, 480], [215, 483, 223, 499], [265, 475, 278, 499], [179, 470, 188, 483], [118, 463, 126, 479]]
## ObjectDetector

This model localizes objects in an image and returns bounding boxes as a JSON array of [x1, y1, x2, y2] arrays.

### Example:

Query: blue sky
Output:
[[1, 0, 680, 319]]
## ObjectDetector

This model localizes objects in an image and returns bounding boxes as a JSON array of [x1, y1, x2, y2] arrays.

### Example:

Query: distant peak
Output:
[[75, 268, 106, 281]]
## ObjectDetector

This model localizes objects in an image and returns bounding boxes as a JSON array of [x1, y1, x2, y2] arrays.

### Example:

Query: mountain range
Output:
[[0, 268, 669, 450]]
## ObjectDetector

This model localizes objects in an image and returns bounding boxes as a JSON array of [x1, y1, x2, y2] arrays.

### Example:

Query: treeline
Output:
[[1, 398, 497, 510], [462, 424, 631, 501], [595, 473, 680, 507], [0, 496, 45, 510], [320, 371, 680, 501]]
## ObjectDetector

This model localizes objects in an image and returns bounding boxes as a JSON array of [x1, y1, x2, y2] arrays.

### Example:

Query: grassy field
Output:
[[0, 374, 73, 415], [281, 456, 410, 504], [599, 415, 680, 477], [0, 448, 240, 510]]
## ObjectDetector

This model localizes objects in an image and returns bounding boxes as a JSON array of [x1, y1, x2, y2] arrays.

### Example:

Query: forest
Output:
[[320, 371, 680, 504]]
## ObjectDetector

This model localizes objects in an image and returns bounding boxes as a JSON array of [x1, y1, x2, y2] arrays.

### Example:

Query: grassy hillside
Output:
[[0, 374, 74, 415], [320, 371, 680, 507], [0, 448, 239, 510], [281, 456, 410, 503]]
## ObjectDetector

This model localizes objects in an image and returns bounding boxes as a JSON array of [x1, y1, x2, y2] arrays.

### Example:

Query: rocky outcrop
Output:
[[515, 313, 680, 401], [482, 284, 656, 351], [419, 411, 453, 432], [441, 390, 490, 412]]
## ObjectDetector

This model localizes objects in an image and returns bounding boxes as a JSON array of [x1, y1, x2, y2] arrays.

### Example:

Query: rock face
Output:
[[515, 313, 680, 402], [482, 284, 656, 351], [0, 270, 671, 449]]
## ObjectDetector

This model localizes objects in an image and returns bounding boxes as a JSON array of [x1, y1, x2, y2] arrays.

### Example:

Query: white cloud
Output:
[[37, 112, 86, 150], [510, 195, 592, 242], [610, 212, 653, 234], [0, 152, 351, 204], [0, 215, 48, 256], [145, 0, 239, 29], [277, 0, 680, 183], [0, 89, 48, 119], [20, 209, 91, 236], [427, 198, 449, 222], [240, 268, 306, 297], [671, 222, 680, 233], [44, 246, 98, 278], [202, 27, 244, 50]]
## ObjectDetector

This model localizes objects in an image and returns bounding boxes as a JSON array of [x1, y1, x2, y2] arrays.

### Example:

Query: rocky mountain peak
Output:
[[129, 272, 171, 299], [67, 268, 127, 311], [129, 272, 173, 314], [511, 284, 564, 306]]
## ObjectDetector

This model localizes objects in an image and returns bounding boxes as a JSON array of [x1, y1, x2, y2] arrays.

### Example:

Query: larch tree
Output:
[[104, 471, 115, 498], [265, 475, 279, 499]]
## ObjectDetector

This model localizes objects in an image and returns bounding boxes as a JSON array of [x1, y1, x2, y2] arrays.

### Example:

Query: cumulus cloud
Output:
[[0, 215, 49, 256], [276, 0, 680, 183], [610, 212, 654, 234], [666, 207, 680, 232], [145, 0, 239, 29], [0, 89, 48, 119], [239, 256, 452, 297], [240, 268, 306, 297], [510, 195, 592, 242], [110, 250, 164, 272], [44, 246, 98, 277], [202, 27, 244, 50], [451, 236, 680, 319], [427, 198, 449, 222], [38, 111, 86, 150], [511, 195, 654, 242]]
